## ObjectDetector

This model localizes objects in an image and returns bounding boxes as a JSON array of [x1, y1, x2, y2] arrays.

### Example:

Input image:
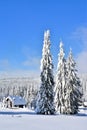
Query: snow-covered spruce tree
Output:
[[54, 41, 67, 114], [65, 48, 82, 114], [35, 30, 55, 115]]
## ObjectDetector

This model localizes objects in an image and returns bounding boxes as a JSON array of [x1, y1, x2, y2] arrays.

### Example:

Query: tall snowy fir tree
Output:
[[65, 49, 82, 114], [35, 30, 55, 115], [54, 41, 67, 114]]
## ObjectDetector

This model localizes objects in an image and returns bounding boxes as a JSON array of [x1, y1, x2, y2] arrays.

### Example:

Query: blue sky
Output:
[[0, 0, 87, 77]]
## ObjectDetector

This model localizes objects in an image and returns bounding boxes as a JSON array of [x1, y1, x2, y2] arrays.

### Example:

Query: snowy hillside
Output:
[[0, 74, 87, 130], [0, 77, 40, 108], [80, 74, 87, 101], [0, 77, 40, 89], [0, 74, 87, 102]]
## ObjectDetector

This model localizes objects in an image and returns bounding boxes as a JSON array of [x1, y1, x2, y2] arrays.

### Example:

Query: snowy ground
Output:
[[0, 107, 87, 130]]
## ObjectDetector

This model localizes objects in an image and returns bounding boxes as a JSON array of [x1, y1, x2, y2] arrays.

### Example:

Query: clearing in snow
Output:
[[0, 107, 87, 130]]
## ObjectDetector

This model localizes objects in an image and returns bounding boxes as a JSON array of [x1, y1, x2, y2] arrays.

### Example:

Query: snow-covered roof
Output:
[[6, 96, 26, 106]]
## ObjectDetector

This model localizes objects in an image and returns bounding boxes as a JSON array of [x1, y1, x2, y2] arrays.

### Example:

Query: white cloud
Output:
[[0, 70, 40, 79], [0, 57, 40, 78], [76, 51, 87, 73], [0, 59, 9, 69], [22, 45, 41, 70], [71, 27, 87, 49], [73, 26, 87, 73], [23, 57, 40, 67]]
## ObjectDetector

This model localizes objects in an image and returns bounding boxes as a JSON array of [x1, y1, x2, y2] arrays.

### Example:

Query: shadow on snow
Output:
[[0, 111, 36, 115]]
